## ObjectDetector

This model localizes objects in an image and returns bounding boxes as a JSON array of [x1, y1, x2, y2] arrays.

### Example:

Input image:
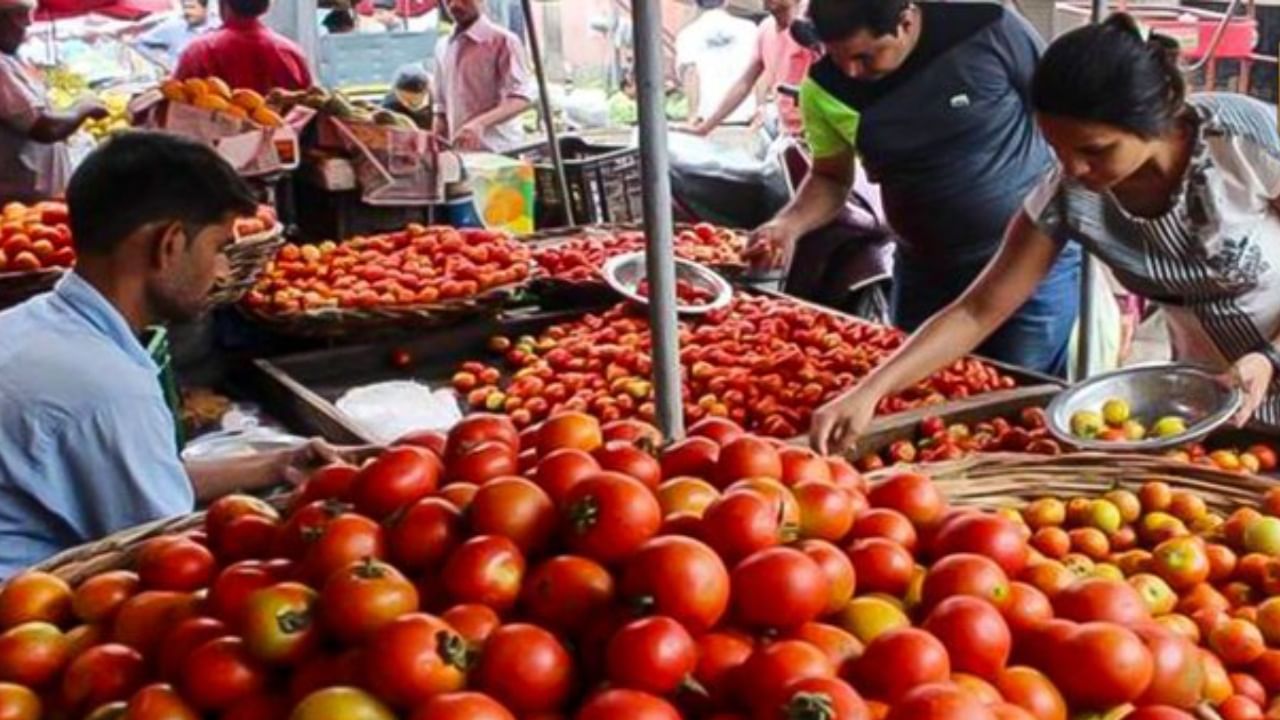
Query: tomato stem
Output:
[[785, 691, 836, 720], [436, 630, 471, 670], [277, 609, 312, 634], [568, 497, 601, 533]]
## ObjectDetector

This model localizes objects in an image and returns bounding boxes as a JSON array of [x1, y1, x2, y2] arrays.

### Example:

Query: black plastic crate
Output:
[[508, 136, 644, 229]]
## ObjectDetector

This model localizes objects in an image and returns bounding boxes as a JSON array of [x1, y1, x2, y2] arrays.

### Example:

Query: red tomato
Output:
[[1218, 695, 1265, 720], [1048, 622, 1154, 709], [136, 536, 215, 592], [215, 514, 280, 563], [732, 547, 829, 630], [847, 538, 915, 597], [660, 436, 720, 479], [207, 562, 278, 628], [1002, 582, 1054, 638], [293, 464, 359, 509], [606, 616, 697, 694], [602, 418, 664, 447], [0, 621, 69, 686], [920, 553, 1011, 612], [688, 416, 744, 447], [854, 629, 951, 703], [788, 623, 864, 675], [349, 446, 442, 519], [446, 413, 520, 460], [779, 447, 834, 487], [538, 412, 603, 455], [62, 643, 145, 711], [796, 539, 857, 615], [794, 481, 857, 543], [693, 631, 755, 707], [396, 429, 448, 457], [180, 637, 266, 711], [125, 683, 199, 720], [0, 682, 40, 720], [439, 483, 480, 512], [1133, 623, 1205, 709], [449, 441, 519, 486], [1123, 708, 1196, 720], [204, 496, 280, 560], [72, 571, 140, 625], [287, 652, 361, 705], [220, 692, 292, 720], [239, 582, 320, 665], [473, 623, 575, 714], [469, 477, 557, 555], [736, 639, 835, 711], [386, 497, 464, 573], [440, 604, 501, 648], [867, 473, 947, 528], [112, 591, 199, 658], [849, 509, 919, 552], [574, 689, 681, 720], [534, 449, 601, 505], [1052, 578, 1151, 624], [301, 512, 386, 586], [410, 692, 516, 720], [321, 559, 419, 644], [594, 441, 662, 491], [767, 677, 870, 720], [699, 489, 784, 564], [562, 472, 661, 564], [993, 666, 1067, 720], [931, 513, 1029, 577], [922, 596, 1012, 679], [519, 555, 616, 635], [884, 683, 995, 720], [363, 613, 469, 708], [291, 687, 395, 720], [158, 617, 230, 683], [827, 457, 866, 493], [620, 535, 730, 634], [714, 436, 783, 487], [442, 535, 526, 613]]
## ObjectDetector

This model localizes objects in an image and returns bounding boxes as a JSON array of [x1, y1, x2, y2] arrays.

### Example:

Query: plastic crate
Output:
[[143, 326, 184, 453], [508, 136, 644, 229]]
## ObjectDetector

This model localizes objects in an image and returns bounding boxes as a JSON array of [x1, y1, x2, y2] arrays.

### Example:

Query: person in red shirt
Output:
[[174, 0, 312, 94]]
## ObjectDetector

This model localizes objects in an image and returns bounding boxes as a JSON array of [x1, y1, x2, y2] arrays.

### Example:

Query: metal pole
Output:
[[631, 0, 685, 440], [1074, 0, 1107, 381], [520, 0, 575, 227]]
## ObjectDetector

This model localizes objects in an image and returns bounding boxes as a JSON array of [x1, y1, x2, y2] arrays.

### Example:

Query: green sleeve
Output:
[[800, 77, 860, 160]]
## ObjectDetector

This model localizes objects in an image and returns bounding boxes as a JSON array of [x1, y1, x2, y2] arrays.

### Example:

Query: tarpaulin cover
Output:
[[36, 0, 170, 21]]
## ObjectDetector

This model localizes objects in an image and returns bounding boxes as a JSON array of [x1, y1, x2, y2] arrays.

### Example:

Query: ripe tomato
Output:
[[277, 499, 351, 559], [794, 481, 857, 543], [396, 429, 449, 457], [796, 539, 856, 615], [473, 623, 575, 713], [1132, 623, 1205, 709], [620, 535, 730, 634], [1002, 582, 1053, 638], [287, 652, 361, 704], [1210, 618, 1267, 667], [854, 628, 951, 702], [136, 536, 215, 593], [732, 547, 829, 630], [534, 449, 600, 505], [922, 596, 1011, 679], [849, 508, 919, 552], [158, 617, 230, 683], [993, 666, 1066, 720], [1218, 695, 1265, 720], [72, 571, 139, 625], [562, 472, 661, 564], [594, 441, 662, 491], [768, 677, 870, 720], [884, 683, 994, 720], [448, 442, 519, 486], [538, 412, 603, 455], [0, 621, 69, 686], [386, 497, 464, 573], [602, 418, 664, 447], [1151, 536, 1212, 591], [204, 495, 280, 560], [867, 473, 947, 528], [1049, 622, 1154, 709], [660, 436, 720, 479], [1052, 578, 1151, 624], [291, 687, 395, 720], [931, 513, 1029, 577], [207, 562, 278, 628], [575, 689, 681, 720], [300, 512, 386, 585], [180, 637, 266, 711], [736, 639, 835, 711], [61, 643, 145, 710], [520, 555, 616, 635], [292, 463, 359, 509], [439, 483, 479, 512], [220, 692, 292, 720], [0, 682, 40, 720], [920, 553, 1011, 611], [693, 631, 755, 707], [788, 622, 864, 674], [442, 535, 526, 613], [112, 591, 199, 657], [688, 416, 744, 447], [125, 683, 198, 720], [699, 489, 784, 564], [658, 477, 721, 518], [410, 691, 515, 720], [847, 538, 914, 597], [0, 571, 72, 628], [446, 413, 520, 460], [469, 477, 557, 554], [1120, 707, 1196, 720], [714, 436, 782, 487], [238, 582, 320, 665], [606, 616, 696, 695], [363, 613, 469, 707], [349, 446, 442, 519], [779, 447, 834, 487], [322, 559, 418, 644]]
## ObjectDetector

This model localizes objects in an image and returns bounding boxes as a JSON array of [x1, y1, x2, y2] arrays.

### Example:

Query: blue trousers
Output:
[[891, 244, 1082, 378]]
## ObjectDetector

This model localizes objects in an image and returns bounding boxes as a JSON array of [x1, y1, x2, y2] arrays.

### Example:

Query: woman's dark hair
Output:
[[67, 131, 257, 256], [807, 0, 911, 42], [1031, 13, 1186, 137]]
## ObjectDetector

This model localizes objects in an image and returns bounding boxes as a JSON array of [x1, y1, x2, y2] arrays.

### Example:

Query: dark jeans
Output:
[[891, 244, 1082, 378]]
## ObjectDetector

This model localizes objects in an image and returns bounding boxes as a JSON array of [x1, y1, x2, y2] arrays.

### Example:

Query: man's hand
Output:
[[280, 438, 380, 486], [76, 98, 110, 123], [744, 219, 799, 274], [809, 385, 881, 457], [1227, 352, 1275, 427], [454, 121, 486, 151]]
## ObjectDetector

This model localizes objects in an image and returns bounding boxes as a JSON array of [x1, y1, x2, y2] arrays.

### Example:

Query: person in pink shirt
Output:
[[432, 0, 535, 152], [690, 0, 818, 137]]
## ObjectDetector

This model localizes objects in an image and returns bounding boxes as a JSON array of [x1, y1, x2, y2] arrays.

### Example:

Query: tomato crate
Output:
[[505, 137, 644, 229]]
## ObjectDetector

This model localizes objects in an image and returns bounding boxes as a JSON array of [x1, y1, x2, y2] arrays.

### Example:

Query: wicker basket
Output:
[[208, 223, 286, 306], [0, 268, 62, 310]]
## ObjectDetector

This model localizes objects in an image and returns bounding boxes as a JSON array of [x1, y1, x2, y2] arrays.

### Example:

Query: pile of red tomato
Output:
[[0, 201, 75, 273], [531, 224, 745, 283], [455, 295, 1015, 437], [244, 226, 533, 314], [5, 411, 1279, 720]]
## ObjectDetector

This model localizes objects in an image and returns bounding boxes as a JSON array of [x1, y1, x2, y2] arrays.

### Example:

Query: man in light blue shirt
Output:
[[0, 132, 337, 578], [135, 0, 217, 69]]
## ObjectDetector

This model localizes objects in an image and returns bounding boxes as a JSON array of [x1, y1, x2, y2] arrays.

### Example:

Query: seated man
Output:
[[0, 132, 337, 577]]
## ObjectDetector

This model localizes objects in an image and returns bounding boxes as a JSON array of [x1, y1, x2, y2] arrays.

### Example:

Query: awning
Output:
[[35, 0, 171, 21]]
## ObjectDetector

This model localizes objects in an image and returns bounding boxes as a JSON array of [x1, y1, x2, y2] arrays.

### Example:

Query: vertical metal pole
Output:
[[631, 0, 685, 440], [520, 0, 575, 227], [1074, 0, 1107, 381]]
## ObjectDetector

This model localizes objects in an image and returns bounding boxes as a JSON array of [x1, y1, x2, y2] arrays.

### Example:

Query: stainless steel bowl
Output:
[[601, 251, 733, 315], [1045, 363, 1242, 452]]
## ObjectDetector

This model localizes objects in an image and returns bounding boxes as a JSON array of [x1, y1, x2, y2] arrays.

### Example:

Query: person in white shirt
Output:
[[675, 0, 758, 126], [0, 0, 106, 203]]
